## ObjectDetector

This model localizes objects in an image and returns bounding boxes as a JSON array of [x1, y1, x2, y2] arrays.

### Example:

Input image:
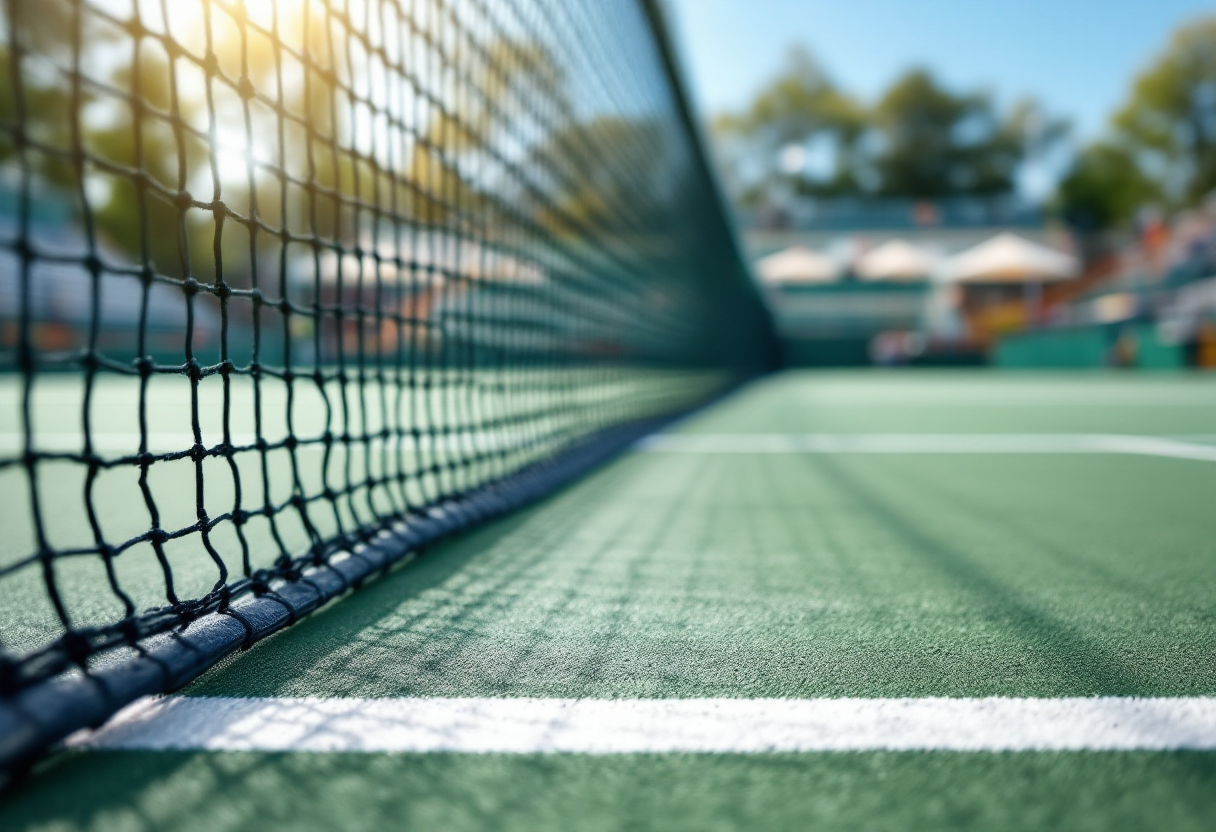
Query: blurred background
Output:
[[669, 0, 1216, 369]]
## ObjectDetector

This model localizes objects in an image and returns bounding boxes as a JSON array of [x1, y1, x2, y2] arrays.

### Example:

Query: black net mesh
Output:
[[0, 0, 772, 694]]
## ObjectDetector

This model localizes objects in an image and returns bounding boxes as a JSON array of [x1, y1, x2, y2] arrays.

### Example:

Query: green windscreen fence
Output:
[[995, 324, 1183, 369]]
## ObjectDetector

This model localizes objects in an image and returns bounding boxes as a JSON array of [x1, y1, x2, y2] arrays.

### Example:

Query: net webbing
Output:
[[0, 0, 772, 705]]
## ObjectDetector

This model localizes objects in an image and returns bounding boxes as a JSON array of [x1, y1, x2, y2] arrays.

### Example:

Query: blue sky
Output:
[[665, 0, 1214, 143]]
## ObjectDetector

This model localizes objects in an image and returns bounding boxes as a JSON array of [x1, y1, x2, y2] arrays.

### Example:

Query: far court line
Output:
[[635, 434, 1216, 462]]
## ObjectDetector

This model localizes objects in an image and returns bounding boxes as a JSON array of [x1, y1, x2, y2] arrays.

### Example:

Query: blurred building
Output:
[[0, 182, 229, 367], [994, 198, 1216, 370], [748, 195, 1064, 366]]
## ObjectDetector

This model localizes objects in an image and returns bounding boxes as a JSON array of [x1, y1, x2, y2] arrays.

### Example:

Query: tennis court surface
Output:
[[3, 0, 1216, 826], [4, 370, 1216, 830]]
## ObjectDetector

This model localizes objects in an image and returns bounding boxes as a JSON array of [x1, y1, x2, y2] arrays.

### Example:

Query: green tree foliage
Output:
[[408, 38, 565, 228], [0, 0, 97, 187], [715, 47, 864, 147], [870, 70, 1047, 198], [1111, 16, 1216, 205], [85, 51, 215, 281], [529, 116, 666, 235], [711, 47, 865, 202], [1053, 16, 1216, 231], [1055, 142, 1159, 232], [712, 50, 1057, 204], [2, 0, 262, 283], [0, 45, 77, 188], [0, 0, 600, 298]]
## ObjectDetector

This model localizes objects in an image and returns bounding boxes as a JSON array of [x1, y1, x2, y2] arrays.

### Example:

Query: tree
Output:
[[1112, 16, 1216, 204], [0, 0, 104, 187], [710, 53, 1061, 207], [1055, 142, 1159, 232], [528, 116, 667, 235], [84, 51, 216, 281], [1, 0, 374, 284], [710, 46, 865, 203], [408, 39, 566, 227], [869, 69, 1036, 198]]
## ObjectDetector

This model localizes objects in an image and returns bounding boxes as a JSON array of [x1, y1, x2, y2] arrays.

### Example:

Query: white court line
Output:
[[67, 696, 1216, 753], [636, 434, 1216, 463], [0, 433, 252, 453], [5, 433, 1216, 461], [0, 433, 517, 454]]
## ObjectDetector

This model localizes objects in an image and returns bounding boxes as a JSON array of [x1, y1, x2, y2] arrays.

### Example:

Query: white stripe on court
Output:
[[0, 433, 254, 453], [636, 434, 1216, 462], [0, 433, 515, 454], [6, 433, 1216, 461], [67, 696, 1216, 753]]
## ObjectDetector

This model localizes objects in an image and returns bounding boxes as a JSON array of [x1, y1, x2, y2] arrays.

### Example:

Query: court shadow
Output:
[[801, 453, 1175, 696], [186, 454, 657, 699], [5, 747, 1216, 831]]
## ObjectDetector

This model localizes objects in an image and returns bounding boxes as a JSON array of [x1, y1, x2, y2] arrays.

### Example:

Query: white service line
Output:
[[0, 432, 532, 454], [0, 433, 253, 452], [68, 696, 1216, 754], [636, 434, 1216, 462], [7, 433, 1215, 461]]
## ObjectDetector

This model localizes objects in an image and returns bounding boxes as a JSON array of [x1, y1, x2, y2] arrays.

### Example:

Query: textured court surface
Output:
[[0, 371, 721, 658], [5, 370, 1216, 830]]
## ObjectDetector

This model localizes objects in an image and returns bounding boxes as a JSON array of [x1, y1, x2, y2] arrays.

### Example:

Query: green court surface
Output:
[[4, 370, 1216, 830]]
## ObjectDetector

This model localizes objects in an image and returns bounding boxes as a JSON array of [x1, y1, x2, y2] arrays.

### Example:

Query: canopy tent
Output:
[[948, 232, 1078, 283], [856, 238, 937, 281], [755, 245, 840, 284]]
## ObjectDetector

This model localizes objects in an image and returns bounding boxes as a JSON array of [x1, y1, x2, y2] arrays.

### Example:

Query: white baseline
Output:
[[6, 433, 1216, 461], [636, 434, 1216, 462], [69, 696, 1216, 754]]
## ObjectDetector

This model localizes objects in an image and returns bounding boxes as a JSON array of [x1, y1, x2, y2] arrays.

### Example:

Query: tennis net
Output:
[[0, 0, 773, 766]]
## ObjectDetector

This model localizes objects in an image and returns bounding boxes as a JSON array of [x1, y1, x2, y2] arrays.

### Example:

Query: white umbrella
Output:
[[949, 232, 1078, 283], [856, 238, 936, 281], [755, 245, 840, 284]]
